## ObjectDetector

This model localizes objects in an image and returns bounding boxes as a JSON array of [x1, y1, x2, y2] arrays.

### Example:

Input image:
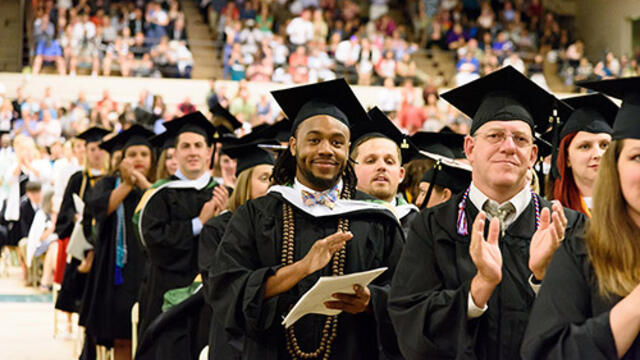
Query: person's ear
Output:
[[398, 166, 406, 183], [442, 188, 452, 202], [289, 136, 296, 157], [464, 135, 475, 162]]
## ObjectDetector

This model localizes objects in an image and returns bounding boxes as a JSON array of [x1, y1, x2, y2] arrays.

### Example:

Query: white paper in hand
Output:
[[281, 267, 387, 328]]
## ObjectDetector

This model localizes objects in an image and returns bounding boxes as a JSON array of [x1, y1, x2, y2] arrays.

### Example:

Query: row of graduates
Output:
[[54, 67, 640, 360]]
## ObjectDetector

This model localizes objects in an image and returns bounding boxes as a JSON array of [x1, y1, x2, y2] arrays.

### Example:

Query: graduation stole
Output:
[[133, 175, 218, 248], [395, 194, 419, 220]]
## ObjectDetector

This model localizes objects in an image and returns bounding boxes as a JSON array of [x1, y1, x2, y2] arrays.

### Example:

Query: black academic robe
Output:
[[80, 176, 147, 342], [521, 234, 640, 359], [5, 197, 37, 246], [199, 211, 241, 359], [135, 290, 211, 360], [137, 176, 218, 337], [209, 190, 405, 360], [55, 170, 101, 314], [388, 192, 587, 360]]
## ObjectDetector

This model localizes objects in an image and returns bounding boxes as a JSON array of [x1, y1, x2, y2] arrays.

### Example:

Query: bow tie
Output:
[[301, 185, 340, 209]]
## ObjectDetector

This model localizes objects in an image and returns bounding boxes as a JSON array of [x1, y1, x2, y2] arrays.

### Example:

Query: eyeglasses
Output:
[[475, 130, 533, 148]]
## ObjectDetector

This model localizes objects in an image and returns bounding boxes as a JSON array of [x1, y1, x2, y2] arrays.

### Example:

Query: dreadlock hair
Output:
[[270, 143, 358, 200]]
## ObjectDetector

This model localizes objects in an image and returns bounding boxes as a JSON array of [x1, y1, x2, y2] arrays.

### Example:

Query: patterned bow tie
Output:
[[301, 185, 340, 209]]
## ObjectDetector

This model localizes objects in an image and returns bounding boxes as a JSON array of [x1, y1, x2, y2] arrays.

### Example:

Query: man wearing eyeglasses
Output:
[[388, 66, 588, 360]]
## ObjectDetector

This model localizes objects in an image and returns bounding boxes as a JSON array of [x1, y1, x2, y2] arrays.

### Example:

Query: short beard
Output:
[[368, 186, 396, 203], [296, 156, 345, 191]]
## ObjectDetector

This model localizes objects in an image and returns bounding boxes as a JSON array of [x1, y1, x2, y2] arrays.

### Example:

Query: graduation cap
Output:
[[99, 124, 154, 154], [410, 131, 465, 159], [134, 107, 156, 129], [149, 130, 175, 151], [163, 111, 219, 146], [76, 127, 111, 144], [558, 94, 617, 139], [440, 66, 572, 135], [419, 154, 472, 209], [349, 107, 417, 165], [211, 104, 242, 133], [241, 118, 293, 144], [220, 140, 275, 177], [270, 79, 369, 137], [577, 77, 640, 140]]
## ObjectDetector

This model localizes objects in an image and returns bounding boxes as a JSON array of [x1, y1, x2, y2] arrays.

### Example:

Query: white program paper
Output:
[[282, 267, 387, 328]]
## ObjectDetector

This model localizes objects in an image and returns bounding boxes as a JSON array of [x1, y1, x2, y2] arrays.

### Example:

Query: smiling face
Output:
[[290, 115, 350, 191], [465, 120, 537, 198], [567, 131, 611, 195], [353, 137, 405, 203], [175, 132, 212, 179]]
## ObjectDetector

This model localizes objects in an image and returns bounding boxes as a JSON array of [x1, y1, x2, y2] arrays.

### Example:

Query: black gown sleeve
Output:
[[367, 219, 405, 359], [209, 202, 282, 339], [139, 188, 199, 269], [85, 176, 117, 229], [520, 237, 618, 359], [54, 171, 83, 239], [199, 212, 230, 305], [388, 210, 479, 359]]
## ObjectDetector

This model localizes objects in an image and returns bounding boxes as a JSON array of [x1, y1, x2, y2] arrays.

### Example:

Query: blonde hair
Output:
[[156, 148, 173, 180], [586, 140, 640, 297], [227, 167, 254, 212]]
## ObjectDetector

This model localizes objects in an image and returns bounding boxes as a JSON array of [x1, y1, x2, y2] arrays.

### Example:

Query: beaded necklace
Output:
[[281, 182, 352, 360], [456, 186, 541, 236]]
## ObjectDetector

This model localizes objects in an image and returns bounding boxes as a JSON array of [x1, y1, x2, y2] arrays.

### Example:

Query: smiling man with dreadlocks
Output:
[[206, 79, 404, 360]]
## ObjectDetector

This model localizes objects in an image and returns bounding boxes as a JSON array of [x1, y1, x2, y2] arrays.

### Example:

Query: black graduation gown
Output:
[[7, 197, 36, 246], [521, 234, 640, 359], [399, 211, 418, 237], [80, 176, 147, 342], [55, 170, 100, 313], [137, 176, 218, 337], [209, 190, 405, 360], [135, 290, 211, 360], [199, 211, 240, 359], [388, 192, 587, 360]]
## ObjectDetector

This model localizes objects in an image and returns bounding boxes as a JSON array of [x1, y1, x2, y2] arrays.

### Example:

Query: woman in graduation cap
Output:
[[199, 141, 275, 360], [414, 158, 472, 209], [81, 125, 155, 359], [548, 94, 616, 216], [150, 131, 179, 180], [522, 76, 640, 359], [54, 127, 110, 327]]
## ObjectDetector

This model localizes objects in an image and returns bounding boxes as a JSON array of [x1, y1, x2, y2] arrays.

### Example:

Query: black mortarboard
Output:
[[149, 130, 175, 151], [99, 124, 154, 154], [577, 77, 640, 140], [163, 111, 218, 146], [211, 104, 242, 132], [440, 66, 572, 135], [220, 141, 275, 177], [134, 107, 156, 129], [76, 127, 111, 144], [410, 131, 465, 159], [241, 119, 293, 144], [558, 94, 617, 139], [271, 79, 369, 137], [419, 154, 472, 209], [349, 107, 417, 165]]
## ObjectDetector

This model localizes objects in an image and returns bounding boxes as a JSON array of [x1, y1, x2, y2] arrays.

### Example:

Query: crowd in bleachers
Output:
[[31, 0, 193, 77]]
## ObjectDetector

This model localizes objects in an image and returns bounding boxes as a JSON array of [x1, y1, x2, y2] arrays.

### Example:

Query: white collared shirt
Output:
[[466, 182, 539, 319]]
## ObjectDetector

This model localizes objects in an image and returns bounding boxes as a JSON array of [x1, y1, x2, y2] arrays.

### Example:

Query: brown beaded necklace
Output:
[[281, 182, 352, 360]]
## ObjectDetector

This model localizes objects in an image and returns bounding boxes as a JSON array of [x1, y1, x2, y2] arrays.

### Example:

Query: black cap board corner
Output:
[[163, 111, 218, 145], [558, 93, 617, 138], [410, 131, 465, 159], [99, 124, 154, 154], [211, 103, 243, 132], [419, 153, 472, 209], [76, 127, 111, 144], [270, 79, 369, 137], [220, 140, 275, 177], [349, 106, 417, 165]]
